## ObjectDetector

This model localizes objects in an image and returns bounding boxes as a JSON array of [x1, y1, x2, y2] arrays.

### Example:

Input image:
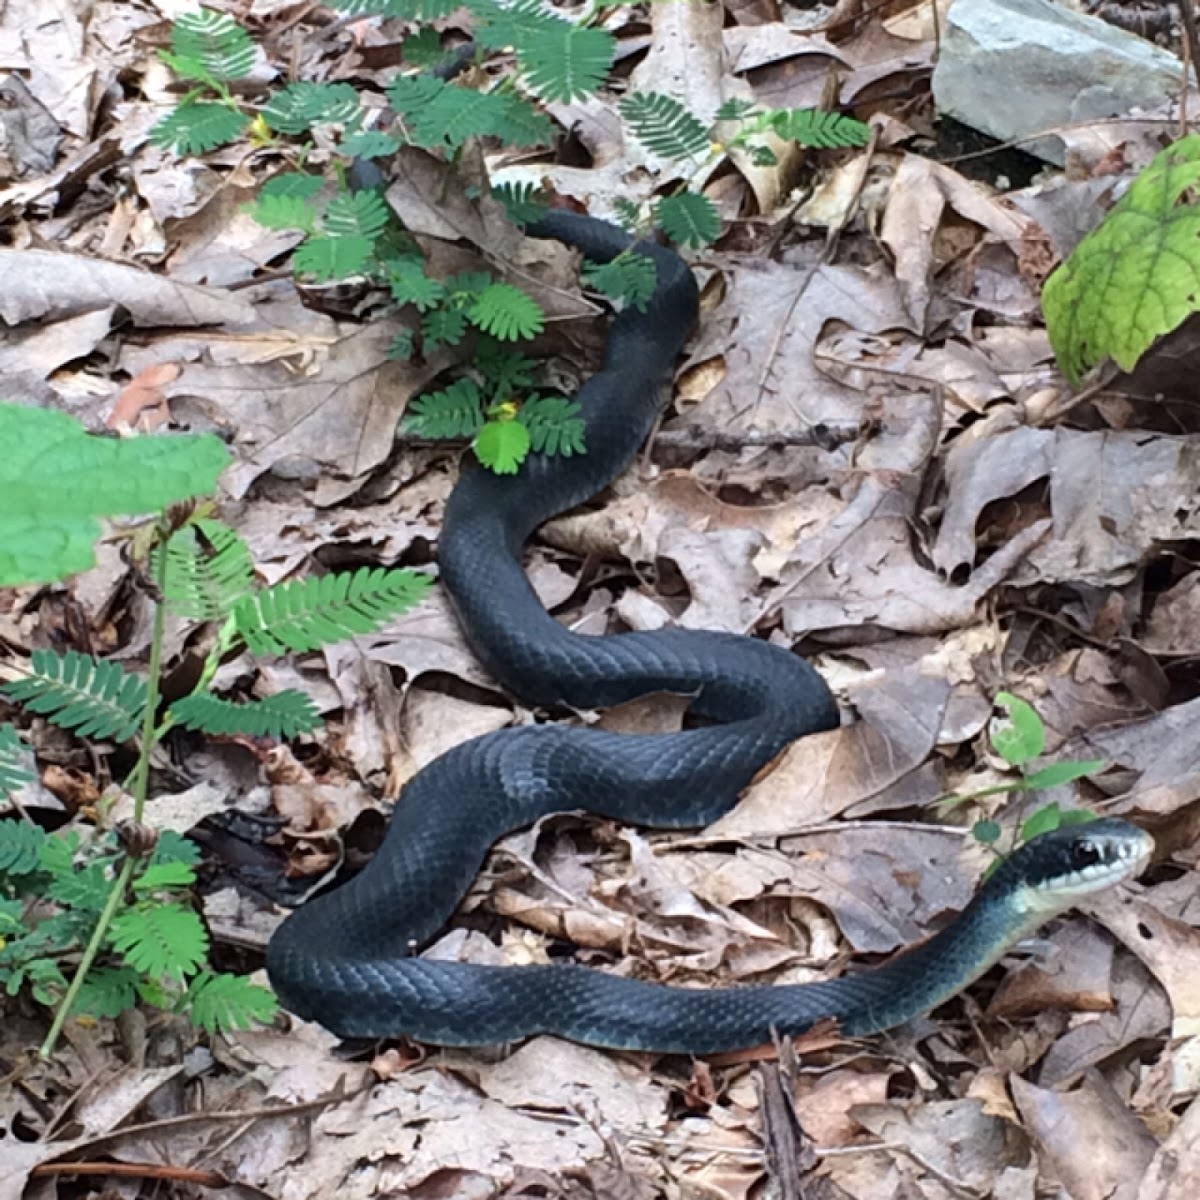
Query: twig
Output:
[[1180, 0, 1200, 108]]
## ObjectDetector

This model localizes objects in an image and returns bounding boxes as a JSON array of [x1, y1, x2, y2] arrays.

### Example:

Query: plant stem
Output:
[[38, 855, 137, 1059], [40, 535, 171, 1059]]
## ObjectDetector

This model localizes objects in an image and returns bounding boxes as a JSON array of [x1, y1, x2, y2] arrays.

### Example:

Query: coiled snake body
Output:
[[266, 215, 1151, 1053]]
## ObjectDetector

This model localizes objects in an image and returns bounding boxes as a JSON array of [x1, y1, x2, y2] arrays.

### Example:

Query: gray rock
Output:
[[932, 0, 1184, 165]]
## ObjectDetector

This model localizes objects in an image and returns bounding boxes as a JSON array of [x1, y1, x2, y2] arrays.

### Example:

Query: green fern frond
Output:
[[0, 821, 45, 875], [327, 0, 460, 17], [3, 650, 148, 742], [714, 97, 757, 121], [388, 75, 552, 151], [186, 971, 280, 1033], [768, 108, 870, 149], [151, 102, 250, 156], [252, 173, 323, 232], [407, 379, 485, 439], [612, 197, 642, 229], [49, 860, 113, 914], [468, 283, 544, 341], [71, 966, 141, 1018], [521, 397, 586, 457], [163, 9, 256, 84], [154, 517, 255, 621], [583, 253, 658, 311], [109, 903, 208, 981], [388, 259, 446, 312], [324, 189, 391, 241], [293, 234, 374, 281], [232, 567, 433, 655], [477, 342, 537, 393], [517, 24, 614, 103], [0, 723, 34, 800], [261, 82, 361, 135], [493, 181, 548, 226], [390, 329, 416, 361], [153, 831, 202, 868], [619, 92, 710, 160], [656, 192, 721, 249], [168, 691, 321, 739], [341, 130, 401, 160], [132, 860, 197, 893], [421, 305, 469, 350]]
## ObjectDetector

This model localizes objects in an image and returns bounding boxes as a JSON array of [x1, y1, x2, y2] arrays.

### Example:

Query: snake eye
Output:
[[1070, 840, 1102, 871]]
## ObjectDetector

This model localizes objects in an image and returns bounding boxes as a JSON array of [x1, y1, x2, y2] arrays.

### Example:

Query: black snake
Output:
[[266, 215, 1151, 1052]]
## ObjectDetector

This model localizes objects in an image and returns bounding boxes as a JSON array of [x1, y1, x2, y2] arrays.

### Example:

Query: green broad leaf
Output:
[[583, 254, 658, 311], [261, 81, 361, 135], [71, 966, 141, 1019], [3, 650, 148, 742], [1021, 802, 1070, 842], [0, 724, 34, 800], [768, 108, 871, 149], [232, 567, 434, 656], [0, 820, 46, 875], [1044, 134, 1200, 385], [0, 404, 228, 586], [154, 517, 255, 621], [990, 691, 1045, 767], [517, 24, 614, 103], [186, 971, 279, 1034], [468, 282, 544, 341], [619, 92, 710, 160], [388, 259, 446, 312], [656, 192, 721, 249], [293, 234, 374, 281], [151, 102, 250, 156], [407, 379, 485, 439], [475, 418, 531, 474], [169, 9, 256, 82], [4, 651, 146, 742], [972, 818, 1002, 845], [1023, 759, 1107, 791], [168, 690, 322, 739], [521, 396, 586, 457], [133, 861, 197, 892], [109, 903, 208, 980]]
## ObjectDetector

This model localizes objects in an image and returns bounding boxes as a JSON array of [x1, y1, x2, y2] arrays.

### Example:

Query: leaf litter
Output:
[[1, 1, 1199, 1199]]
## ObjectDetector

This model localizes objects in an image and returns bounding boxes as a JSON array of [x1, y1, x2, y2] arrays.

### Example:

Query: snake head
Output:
[[996, 816, 1153, 921]]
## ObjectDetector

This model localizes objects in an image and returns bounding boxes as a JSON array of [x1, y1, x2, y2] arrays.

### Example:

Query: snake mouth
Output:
[[1017, 818, 1153, 915]]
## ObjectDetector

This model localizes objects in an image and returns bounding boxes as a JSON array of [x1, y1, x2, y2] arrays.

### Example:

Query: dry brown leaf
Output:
[[1010, 1071, 1157, 1200]]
